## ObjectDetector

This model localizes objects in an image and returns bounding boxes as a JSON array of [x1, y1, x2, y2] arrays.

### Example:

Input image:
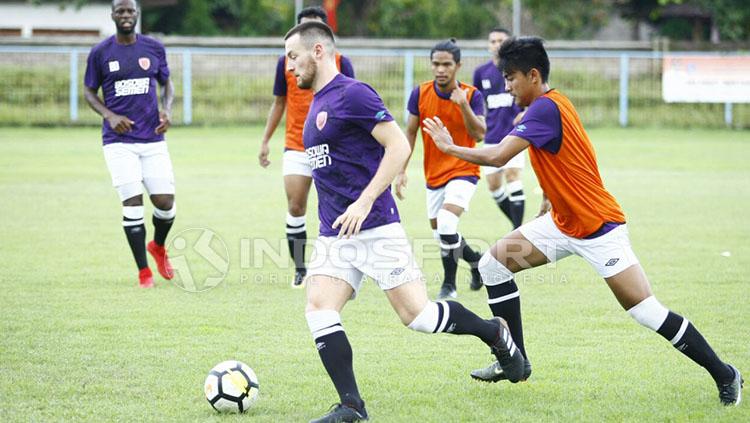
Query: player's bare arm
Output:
[[536, 192, 551, 217], [450, 81, 486, 140], [155, 77, 174, 135], [423, 116, 528, 167], [83, 85, 134, 134], [258, 95, 287, 168], [394, 113, 420, 200], [333, 120, 411, 238]]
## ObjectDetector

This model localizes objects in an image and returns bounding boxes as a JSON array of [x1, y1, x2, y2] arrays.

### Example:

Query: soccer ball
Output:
[[204, 360, 259, 413]]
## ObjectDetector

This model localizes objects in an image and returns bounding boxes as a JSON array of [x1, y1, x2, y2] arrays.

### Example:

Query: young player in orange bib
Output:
[[423, 36, 742, 406]]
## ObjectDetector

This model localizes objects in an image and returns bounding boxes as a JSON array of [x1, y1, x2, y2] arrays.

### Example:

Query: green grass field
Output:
[[1, 125, 748, 422]]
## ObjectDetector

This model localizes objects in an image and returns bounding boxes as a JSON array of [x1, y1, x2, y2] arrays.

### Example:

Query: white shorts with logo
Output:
[[481, 144, 526, 175], [426, 178, 477, 219], [518, 212, 639, 278], [102, 141, 175, 201], [282, 150, 313, 177], [307, 222, 423, 298]]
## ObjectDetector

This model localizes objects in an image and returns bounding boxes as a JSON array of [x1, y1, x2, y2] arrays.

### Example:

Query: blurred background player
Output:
[[84, 0, 176, 288], [397, 39, 486, 299], [423, 36, 743, 406], [284, 22, 523, 422], [473, 27, 526, 230], [258, 6, 355, 288]]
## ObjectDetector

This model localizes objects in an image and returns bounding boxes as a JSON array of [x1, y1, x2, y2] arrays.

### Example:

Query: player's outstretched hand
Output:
[[394, 171, 408, 200], [332, 197, 374, 239], [155, 111, 171, 134], [258, 143, 271, 168], [449, 81, 468, 106], [422, 117, 455, 153], [107, 114, 134, 134]]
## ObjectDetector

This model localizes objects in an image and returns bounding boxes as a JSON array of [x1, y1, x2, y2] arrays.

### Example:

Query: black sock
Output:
[[459, 238, 482, 266], [656, 312, 733, 384], [315, 330, 364, 411], [152, 214, 174, 246], [439, 233, 461, 288], [493, 190, 513, 223], [123, 222, 148, 270], [508, 189, 525, 229], [485, 280, 526, 358], [436, 301, 499, 345], [286, 230, 307, 272]]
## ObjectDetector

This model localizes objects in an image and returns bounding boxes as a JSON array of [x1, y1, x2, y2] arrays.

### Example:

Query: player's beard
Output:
[[296, 59, 317, 90]]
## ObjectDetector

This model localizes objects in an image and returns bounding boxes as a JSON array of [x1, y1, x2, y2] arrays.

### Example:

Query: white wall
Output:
[[0, 2, 141, 37]]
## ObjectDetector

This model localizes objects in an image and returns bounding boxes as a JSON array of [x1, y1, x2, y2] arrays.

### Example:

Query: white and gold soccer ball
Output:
[[204, 360, 259, 413]]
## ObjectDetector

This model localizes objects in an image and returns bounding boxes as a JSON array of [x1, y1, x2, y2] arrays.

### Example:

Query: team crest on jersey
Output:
[[108, 61, 120, 72], [482, 79, 491, 89], [138, 57, 151, 70], [316, 111, 328, 130]]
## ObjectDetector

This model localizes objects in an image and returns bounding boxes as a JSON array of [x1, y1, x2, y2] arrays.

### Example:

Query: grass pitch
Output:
[[0, 125, 748, 422]]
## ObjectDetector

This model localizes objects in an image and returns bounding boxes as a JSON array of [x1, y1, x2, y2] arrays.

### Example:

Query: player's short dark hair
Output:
[[297, 6, 328, 24], [112, 0, 138, 10], [497, 36, 550, 83], [489, 27, 510, 36], [430, 38, 461, 63], [284, 21, 336, 47]]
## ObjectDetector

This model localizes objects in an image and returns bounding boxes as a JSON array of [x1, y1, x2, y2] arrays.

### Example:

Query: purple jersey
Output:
[[508, 94, 562, 153], [473, 60, 523, 144], [304, 74, 400, 237], [84, 35, 170, 145]]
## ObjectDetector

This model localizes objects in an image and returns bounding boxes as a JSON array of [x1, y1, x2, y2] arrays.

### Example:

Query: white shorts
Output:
[[481, 144, 526, 175], [102, 141, 175, 201], [518, 212, 639, 278], [282, 150, 313, 177], [307, 222, 423, 298], [426, 178, 477, 219]]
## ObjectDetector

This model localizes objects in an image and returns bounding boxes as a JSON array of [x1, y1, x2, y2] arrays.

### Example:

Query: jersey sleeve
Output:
[[472, 67, 482, 91], [340, 55, 355, 78], [84, 47, 101, 90], [407, 87, 420, 116], [155, 43, 170, 85], [469, 90, 486, 117], [508, 96, 562, 150], [272, 56, 287, 97], [344, 82, 394, 133]]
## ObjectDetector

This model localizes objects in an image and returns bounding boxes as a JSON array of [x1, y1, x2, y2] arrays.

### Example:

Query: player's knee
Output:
[[287, 203, 306, 217], [151, 194, 174, 210], [627, 295, 669, 331], [305, 309, 343, 339], [436, 209, 459, 235], [478, 252, 514, 286], [121, 194, 143, 207], [407, 301, 442, 334]]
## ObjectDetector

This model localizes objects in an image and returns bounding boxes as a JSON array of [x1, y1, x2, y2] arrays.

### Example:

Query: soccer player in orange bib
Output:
[[423, 37, 742, 405], [397, 39, 486, 300], [258, 7, 355, 288]]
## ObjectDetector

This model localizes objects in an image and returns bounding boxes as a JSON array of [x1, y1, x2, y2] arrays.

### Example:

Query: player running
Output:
[[397, 39, 486, 300], [258, 6, 355, 288], [473, 27, 526, 230], [284, 22, 525, 422], [84, 0, 176, 288], [423, 36, 743, 406]]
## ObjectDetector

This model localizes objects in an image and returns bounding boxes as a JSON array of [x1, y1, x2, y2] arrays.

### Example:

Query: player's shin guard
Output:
[[407, 301, 499, 345], [628, 296, 733, 384], [492, 187, 513, 222], [479, 252, 527, 358], [286, 213, 307, 272], [123, 206, 148, 270], [306, 310, 364, 410], [506, 180, 525, 229], [437, 209, 461, 288], [152, 203, 176, 246]]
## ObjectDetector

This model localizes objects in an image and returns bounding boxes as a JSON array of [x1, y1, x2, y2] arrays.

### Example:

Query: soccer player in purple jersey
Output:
[[473, 27, 527, 230], [258, 7, 355, 288], [284, 21, 525, 422], [84, 0, 176, 288]]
